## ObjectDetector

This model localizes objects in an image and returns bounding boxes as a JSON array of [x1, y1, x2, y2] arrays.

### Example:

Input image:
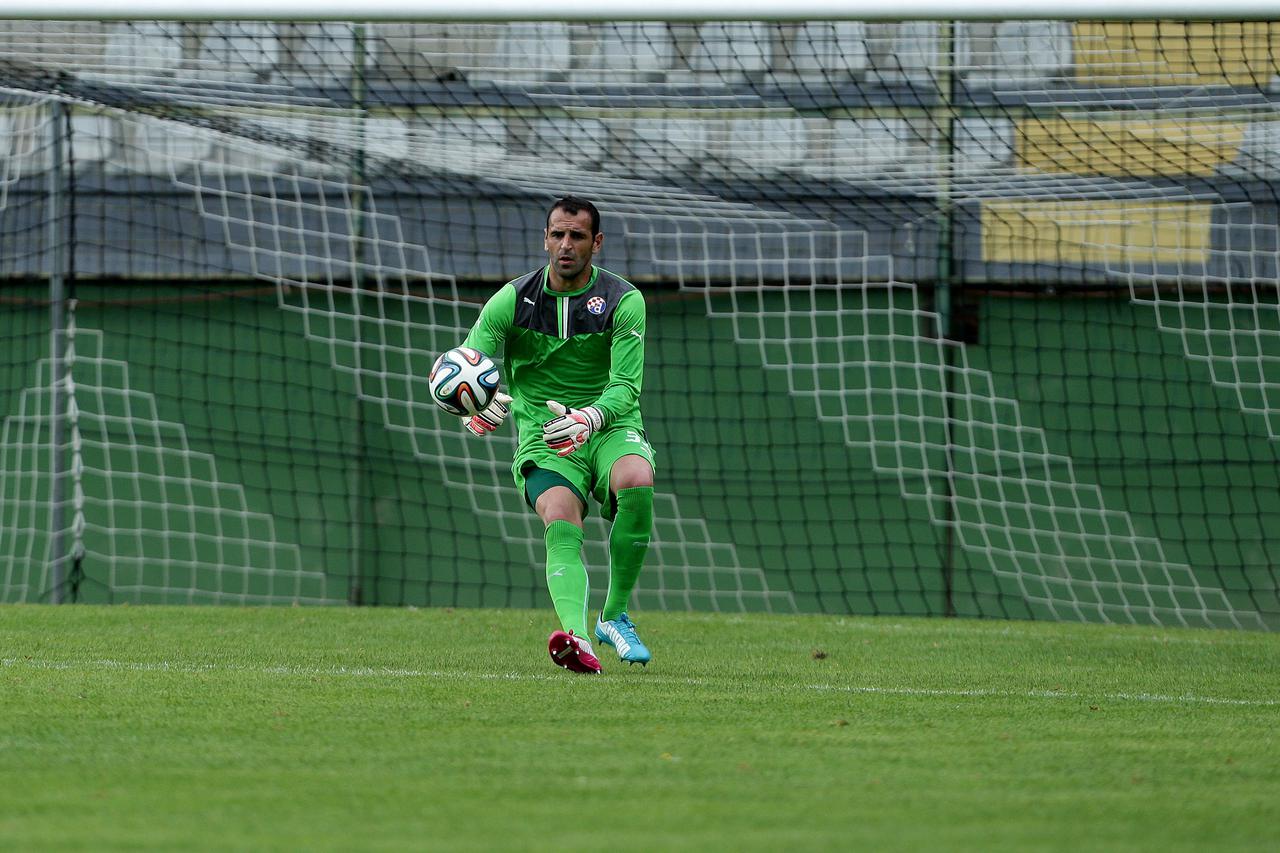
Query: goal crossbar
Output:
[[3, 0, 1278, 22]]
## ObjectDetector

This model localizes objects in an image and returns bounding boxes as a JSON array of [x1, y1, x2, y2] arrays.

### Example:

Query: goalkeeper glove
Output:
[[464, 392, 513, 437], [542, 400, 604, 457]]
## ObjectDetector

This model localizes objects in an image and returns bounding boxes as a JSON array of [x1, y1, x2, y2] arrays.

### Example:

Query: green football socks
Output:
[[544, 520, 589, 638], [602, 486, 654, 622]]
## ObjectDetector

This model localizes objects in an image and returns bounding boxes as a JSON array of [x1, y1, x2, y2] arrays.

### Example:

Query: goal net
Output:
[[1, 14, 1277, 628]]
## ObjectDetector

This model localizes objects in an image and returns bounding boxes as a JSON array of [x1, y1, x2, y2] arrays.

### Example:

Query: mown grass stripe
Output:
[[6, 656, 1275, 707]]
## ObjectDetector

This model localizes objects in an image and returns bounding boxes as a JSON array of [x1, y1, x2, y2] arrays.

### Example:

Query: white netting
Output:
[[1, 18, 1277, 625], [165, 116, 1258, 625], [1099, 203, 1280, 440], [166, 124, 797, 613], [0, 93, 49, 210], [0, 320, 336, 604], [631, 218, 1258, 629]]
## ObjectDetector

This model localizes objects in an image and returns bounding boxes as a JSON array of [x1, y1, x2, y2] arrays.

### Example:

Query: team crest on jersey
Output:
[[586, 296, 606, 315]]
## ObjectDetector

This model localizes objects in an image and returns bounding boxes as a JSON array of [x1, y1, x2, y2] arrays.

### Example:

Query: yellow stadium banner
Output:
[[1074, 21, 1280, 87], [1017, 117, 1247, 178], [981, 199, 1213, 265]]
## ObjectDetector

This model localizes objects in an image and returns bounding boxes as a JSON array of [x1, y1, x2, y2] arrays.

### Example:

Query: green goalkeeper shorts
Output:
[[515, 425, 656, 521]]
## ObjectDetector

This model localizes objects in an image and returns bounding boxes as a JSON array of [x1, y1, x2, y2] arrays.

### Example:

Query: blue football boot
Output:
[[594, 612, 652, 666]]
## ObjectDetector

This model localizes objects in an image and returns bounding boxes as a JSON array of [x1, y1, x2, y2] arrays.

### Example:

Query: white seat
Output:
[[417, 115, 506, 174], [362, 117, 411, 163], [954, 116, 1015, 176], [524, 118, 607, 165], [0, 105, 51, 173], [1232, 120, 1280, 179], [199, 22, 280, 82], [622, 117, 709, 175], [784, 22, 869, 78], [691, 23, 771, 79], [807, 118, 910, 181], [102, 22, 182, 82], [213, 121, 305, 174], [70, 114, 117, 164], [121, 116, 214, 174], [493, 23, 572, 84], [866, 22, 939, 83], [710, 117, 807, 175], [276, 23, 371, 86], [411, 24, 501, 80], [962, 21, 1073, 85], [595, 23, 675, 80], [0, 21, 109, 74]]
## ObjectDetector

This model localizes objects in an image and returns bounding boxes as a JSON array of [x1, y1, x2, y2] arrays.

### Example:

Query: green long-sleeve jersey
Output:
[[462, 264, 646, 456]]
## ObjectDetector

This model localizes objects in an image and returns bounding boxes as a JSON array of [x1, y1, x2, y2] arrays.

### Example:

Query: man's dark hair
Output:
[[546, 195, 600, 236]]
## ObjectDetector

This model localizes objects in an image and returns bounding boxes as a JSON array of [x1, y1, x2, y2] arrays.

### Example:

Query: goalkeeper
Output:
[[458, 195, 655, 675]]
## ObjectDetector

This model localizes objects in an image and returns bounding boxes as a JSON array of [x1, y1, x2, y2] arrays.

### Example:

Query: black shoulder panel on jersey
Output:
[[511, 268, 557, 336], [568, 269, 636, 336], [510, 267, 637, 339]]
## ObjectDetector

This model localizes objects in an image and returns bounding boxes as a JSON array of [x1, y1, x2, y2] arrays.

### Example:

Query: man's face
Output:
[[544, 207, 602, 284]]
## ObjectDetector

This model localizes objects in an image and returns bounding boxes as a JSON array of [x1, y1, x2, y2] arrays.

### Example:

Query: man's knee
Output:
[[536, 486, 584, 526], [610, 455, 654, 492]]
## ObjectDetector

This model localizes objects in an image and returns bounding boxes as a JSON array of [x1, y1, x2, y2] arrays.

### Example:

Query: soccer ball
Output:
[[429, 346, 500, 416]]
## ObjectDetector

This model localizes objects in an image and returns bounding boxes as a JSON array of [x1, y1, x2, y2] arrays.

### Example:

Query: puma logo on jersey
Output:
[[630, 330, 642, 339], [523, 297, 536, 305]]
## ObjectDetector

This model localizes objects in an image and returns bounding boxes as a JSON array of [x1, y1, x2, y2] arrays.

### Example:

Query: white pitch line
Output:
[[804, 683, 1280, 707], [3, 656, 1277, 708], [685, 613, 1267, 646]]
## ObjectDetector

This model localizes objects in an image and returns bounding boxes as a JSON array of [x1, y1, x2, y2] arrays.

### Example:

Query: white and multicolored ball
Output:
[[428, 347, 500, 416]]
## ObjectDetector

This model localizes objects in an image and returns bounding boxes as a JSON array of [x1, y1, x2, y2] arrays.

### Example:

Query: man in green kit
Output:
[[457, 195, 655, 674]]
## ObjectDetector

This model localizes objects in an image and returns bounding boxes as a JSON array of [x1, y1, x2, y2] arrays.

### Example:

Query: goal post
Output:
[[1, 7, 1278, 629]]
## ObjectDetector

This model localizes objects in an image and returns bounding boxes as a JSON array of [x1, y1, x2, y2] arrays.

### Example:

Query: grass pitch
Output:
[[2, 605, 1277, 851]]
